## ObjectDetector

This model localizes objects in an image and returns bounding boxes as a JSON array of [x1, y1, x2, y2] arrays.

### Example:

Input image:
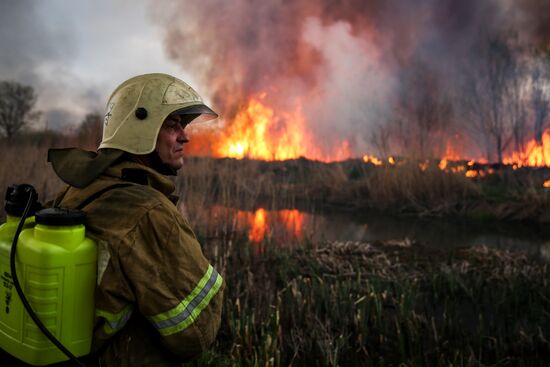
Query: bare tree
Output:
[[460, 36, 516, 163], [530, 51, 550, 147], [485, 38, 516, 163], [460, 65, 493, 161], [504, 43, 528, 156], [369, 122, 391, 158], [0, 81, 40, 138], [393, 63, 453, 159]]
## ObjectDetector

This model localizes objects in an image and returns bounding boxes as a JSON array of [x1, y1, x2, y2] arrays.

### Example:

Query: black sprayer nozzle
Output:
[[4, 184, 42, 217]]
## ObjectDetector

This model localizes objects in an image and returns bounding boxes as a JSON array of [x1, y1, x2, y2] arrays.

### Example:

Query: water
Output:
[[202, 205, 550, 262]]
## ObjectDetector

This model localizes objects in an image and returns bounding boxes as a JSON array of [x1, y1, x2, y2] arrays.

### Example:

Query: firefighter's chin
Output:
[[166, 155, 184, 171]]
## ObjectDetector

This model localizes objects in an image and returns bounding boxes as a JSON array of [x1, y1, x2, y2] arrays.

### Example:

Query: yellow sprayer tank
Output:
[[0, 206, 96, 366], [1, 184, 39, 362], [0, 214, 36, 353]]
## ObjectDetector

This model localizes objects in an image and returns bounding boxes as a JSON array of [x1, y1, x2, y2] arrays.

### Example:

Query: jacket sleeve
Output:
[[122, 202, 225, 361]]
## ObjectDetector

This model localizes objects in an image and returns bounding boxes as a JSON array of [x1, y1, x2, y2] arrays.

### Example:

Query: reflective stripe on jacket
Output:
[[54, 160, 224, 367]]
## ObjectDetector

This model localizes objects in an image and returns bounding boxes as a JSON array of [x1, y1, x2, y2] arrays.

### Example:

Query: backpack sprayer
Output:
[[0, 184, 96, 366]]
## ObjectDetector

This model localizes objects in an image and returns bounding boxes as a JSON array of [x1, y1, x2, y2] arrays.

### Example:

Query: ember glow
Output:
[[363, 154, 383, 166]]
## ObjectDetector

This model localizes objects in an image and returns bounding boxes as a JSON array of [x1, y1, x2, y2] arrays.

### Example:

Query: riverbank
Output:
[[2, 141, 550, 224], [197, 237, 550, 366], [178, 156, 550, 224]]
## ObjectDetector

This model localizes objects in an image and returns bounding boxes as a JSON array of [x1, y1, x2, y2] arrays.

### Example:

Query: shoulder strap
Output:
[[76, 183, 135, 210], [53, 186, 71, 208]]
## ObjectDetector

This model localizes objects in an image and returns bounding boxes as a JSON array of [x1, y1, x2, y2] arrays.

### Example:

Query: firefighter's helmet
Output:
[[99, 73, 217, 154]]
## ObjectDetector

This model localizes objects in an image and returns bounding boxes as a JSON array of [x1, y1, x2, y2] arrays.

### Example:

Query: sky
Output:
[[0, 0, 193, 131]]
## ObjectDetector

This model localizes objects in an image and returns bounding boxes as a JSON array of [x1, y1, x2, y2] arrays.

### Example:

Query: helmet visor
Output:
[[173, 104, 218, 124]]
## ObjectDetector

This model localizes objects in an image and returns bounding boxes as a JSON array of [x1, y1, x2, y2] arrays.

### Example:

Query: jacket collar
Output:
[[49, 147, 178, 201], [104, 161, 176, 197]]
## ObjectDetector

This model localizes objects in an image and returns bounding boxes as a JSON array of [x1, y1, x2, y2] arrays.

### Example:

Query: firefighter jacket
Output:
[[53, 160, 224, 366]]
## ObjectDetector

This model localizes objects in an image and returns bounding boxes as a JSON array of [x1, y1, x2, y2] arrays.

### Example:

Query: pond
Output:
[[195, 205, 550, 262]]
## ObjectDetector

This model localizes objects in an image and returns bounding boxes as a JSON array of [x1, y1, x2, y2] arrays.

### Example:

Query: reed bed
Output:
[[177, 157, 550, 222], [2, 138, 550, 222], [0, 141, 65, 213], [195, 235, 550, 367]]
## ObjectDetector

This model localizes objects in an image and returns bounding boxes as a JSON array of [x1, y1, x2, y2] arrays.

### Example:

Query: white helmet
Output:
[[99, 73, 217, 154]]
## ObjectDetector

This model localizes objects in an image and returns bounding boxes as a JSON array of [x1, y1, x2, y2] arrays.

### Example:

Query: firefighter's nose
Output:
[[177, 126, 189, 144]]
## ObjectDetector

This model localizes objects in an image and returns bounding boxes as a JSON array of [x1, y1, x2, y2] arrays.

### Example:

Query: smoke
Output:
[[0, 1, 74, 82], [153, 0, 547, 159], [512, 0, 550, 47]]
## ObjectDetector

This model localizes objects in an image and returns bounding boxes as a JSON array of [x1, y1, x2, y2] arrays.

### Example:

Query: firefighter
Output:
[[47, 73, 224, 366]]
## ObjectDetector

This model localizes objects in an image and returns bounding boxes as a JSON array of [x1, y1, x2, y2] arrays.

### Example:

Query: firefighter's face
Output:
[[156, 114, 189, 171]]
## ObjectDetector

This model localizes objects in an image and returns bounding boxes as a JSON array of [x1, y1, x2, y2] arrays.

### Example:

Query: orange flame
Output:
[[438, 159, 448, 170], [215, 96, 352, 162], [363, 154, 383, 165], [195, 95, 550, 167], [504, 130, 550, 167], [544, 179, 550, 188], [442, 144, 462, 161]]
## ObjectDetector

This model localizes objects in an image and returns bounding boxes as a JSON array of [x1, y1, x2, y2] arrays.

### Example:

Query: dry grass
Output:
[[2, 136, 550, 223], [0, 141, 64, 215], [364, 161, 481, 216]]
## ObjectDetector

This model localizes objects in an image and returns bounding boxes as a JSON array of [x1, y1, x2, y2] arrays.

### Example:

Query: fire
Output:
[[544, 180, 550, 188], [442, 144, 462, 162], [191, 93, 550, 169], [504, 130, 550, 167], [363, 154, 383, 165], [214, 96, 352, 162]]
